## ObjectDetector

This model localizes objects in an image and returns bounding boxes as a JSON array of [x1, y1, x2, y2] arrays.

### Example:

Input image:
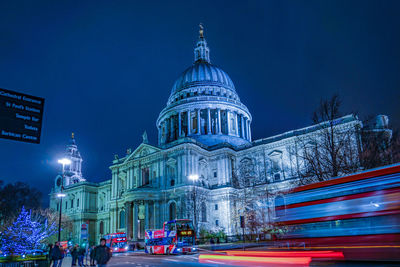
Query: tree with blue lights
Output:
[[0, 207, 56, 255]]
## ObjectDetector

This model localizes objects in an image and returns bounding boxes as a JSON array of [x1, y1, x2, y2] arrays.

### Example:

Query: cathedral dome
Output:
[[171, 62, 236, 94], [157, 25, 252, 148]]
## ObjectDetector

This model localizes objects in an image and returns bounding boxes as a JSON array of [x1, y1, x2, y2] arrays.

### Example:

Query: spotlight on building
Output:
[[188, 174, 199, 181], [57, 193, 66, 198], [58, 158, 71, 166]]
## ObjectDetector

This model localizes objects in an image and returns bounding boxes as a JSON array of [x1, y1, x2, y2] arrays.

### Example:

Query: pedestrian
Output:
[[210, 237, 215, 251], [47, 244, 54, 267], [71, 244, 79, 266], [94, 238, 112, 267], [78, 246, 85, 267], [51, 242, 63, 267], [89, 246, 96, 266]]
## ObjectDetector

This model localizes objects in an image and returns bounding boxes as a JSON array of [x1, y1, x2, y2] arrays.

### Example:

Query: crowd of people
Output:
[[47, 238, 112, 267]]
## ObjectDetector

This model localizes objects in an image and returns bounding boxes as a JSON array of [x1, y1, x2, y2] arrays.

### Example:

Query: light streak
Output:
[[220, 250, 344, 258], [199, 254, 312, 266]]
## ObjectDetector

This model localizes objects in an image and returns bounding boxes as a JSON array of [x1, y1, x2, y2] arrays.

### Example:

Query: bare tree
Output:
[[185, 184, 209, 233], [32, 208, 74, 244], [290, 95, 361, 182]]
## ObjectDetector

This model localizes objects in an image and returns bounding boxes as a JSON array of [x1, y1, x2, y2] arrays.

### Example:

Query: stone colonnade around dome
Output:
[[159, 107, 251, 145]]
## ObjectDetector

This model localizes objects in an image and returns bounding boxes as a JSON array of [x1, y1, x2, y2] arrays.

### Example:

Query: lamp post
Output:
[[188, 174, 199, 230], [57, 158, 71, 242]]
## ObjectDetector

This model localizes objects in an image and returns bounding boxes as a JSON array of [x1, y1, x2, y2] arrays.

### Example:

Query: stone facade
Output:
[[49, 27, 384, 246]]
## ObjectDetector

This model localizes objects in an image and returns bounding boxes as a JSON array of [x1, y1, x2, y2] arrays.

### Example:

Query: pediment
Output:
[[199, 158, 208, 166], [268, 150, 283, 158], [124, 143, 161, 162]]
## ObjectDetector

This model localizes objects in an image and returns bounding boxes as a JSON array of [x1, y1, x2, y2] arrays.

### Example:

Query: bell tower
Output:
[[62, 133, 86, 186]]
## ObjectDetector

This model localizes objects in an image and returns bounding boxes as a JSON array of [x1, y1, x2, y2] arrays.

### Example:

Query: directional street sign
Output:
[[0, 88, 45, 144]]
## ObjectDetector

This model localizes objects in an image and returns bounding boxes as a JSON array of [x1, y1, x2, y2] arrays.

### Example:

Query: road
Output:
[[81, 249, 400, 267], [107, 250, 225, 267]]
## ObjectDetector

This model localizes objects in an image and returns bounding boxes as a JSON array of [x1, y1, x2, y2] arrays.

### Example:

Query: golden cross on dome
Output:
[[71, 132, 75, 139], [199, 23, 204, 38]]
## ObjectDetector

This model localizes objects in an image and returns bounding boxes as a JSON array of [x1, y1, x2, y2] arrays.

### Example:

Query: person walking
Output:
[[94, 238, 112, 267], [89, 246, 96, 266], [210, 237, 215, 251], [51, 242, 63, 267], [77, 246, 85, 267], [71, 244, 79, 266], [47, 244, 54, 267]]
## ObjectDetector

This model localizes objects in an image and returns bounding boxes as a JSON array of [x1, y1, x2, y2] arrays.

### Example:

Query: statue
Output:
[[142, 131, 148, 144], [199, 23, 204, 38]]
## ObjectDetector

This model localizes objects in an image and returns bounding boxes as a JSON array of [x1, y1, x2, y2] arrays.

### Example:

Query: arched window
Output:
[[119, 210, 126, 228], [99, 221, 104, 235], [201, 203, 207, 222], [169, 202, 176, 221]]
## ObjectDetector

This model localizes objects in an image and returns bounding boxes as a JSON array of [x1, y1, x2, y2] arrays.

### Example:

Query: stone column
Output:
[[241, 115, 245, 138], [126, 169, 131, 190], [178, 112, 182, 137], [248, 120, 252, 141], [112, 171, 117, 198], [125, 202, 132, 239], [217, 109, 222, 134], [133, 202, 138, 240], [246, 119, 250, 141], [227, 110, 231, 135], [244, 117, 248, 140], [154, 201, 160, 228], [170, 116, 174, 140], [130, 168, 134, 188], [158, 125, 161, 145], [187, 110, 191, 135], [145, 202, 149, 230], [235, 113, 239, 136], [196, 109, 201, 134], [247, 119, 250, 140], [207, 108, 211, 134]]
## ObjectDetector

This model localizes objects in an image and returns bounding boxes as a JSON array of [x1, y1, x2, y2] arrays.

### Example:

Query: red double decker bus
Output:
[[275, 164, 400, 261], [145, 219, 197, 255], [104, 232, 128, 253]]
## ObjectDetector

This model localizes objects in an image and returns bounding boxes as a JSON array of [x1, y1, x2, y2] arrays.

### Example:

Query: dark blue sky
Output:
[[0, 0, 399, 206]]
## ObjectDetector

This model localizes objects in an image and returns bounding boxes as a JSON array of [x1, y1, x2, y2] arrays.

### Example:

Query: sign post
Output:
[[240, 215, 245, 251], [0, 88, 44, 144], [81, 223, 88, 243]]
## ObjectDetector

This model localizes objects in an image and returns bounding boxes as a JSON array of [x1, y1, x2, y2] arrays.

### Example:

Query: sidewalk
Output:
[[61, 256, 71, 267]]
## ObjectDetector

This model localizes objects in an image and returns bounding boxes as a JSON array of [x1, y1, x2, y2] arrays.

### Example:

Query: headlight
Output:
[[125, 246, 129, 250], [192, 247, 196, 250], [22, 255, 26, 258], [114, 248, 118, 251], [177, 248, 182, 252]]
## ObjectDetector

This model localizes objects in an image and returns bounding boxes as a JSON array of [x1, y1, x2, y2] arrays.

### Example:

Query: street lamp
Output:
[[188, 174, 199, 230], [57, 158, 71, 242]]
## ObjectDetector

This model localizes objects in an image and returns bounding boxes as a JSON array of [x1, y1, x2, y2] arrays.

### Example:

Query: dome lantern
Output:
[[194, 23, 210, 63]]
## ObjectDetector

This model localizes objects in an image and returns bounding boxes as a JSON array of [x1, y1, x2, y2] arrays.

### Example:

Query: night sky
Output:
[[0, 0, 399, 206]]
